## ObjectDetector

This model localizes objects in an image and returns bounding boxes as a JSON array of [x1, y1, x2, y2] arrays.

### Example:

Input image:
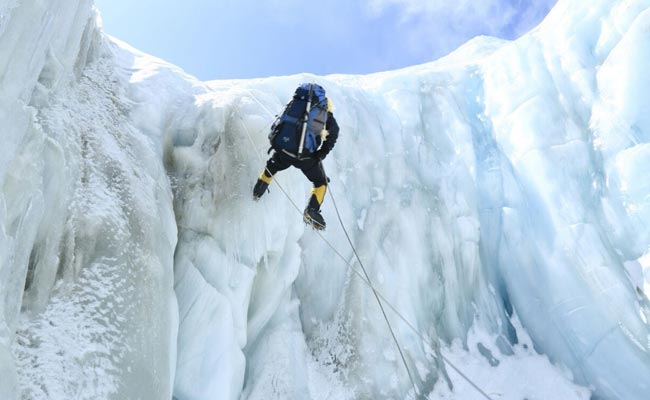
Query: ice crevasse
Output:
[[0, 0, 650, 399]]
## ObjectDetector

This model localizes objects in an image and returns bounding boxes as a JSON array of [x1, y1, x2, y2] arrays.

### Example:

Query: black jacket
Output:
[[319, 112, 339, 159]]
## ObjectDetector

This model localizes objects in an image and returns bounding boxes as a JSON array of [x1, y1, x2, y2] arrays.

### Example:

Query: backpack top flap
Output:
[[295, 83, 327, 104]]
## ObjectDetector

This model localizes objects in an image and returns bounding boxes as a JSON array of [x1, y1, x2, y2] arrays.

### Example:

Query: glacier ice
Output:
[[1, 1, 177, 399], [1, 0, 650, 399]]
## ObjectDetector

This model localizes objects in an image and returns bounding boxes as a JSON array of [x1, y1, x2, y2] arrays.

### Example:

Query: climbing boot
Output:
[[253, 171, 273, 200], [303, 207, 326, 230], [303, 184, 327, 229]]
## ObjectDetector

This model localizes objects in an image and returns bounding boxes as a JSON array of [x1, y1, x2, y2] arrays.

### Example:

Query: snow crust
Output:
[[1, 0, 650, 399]]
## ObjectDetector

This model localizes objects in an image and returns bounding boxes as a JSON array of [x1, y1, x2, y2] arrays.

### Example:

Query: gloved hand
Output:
[[314, 150, 327, 161]]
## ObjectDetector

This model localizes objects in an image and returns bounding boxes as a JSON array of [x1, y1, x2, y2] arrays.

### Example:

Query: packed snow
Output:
[[0, 0, 649, 399]]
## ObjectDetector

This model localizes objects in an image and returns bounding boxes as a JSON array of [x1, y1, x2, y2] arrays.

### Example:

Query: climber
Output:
[[253, 83, 339, 230]]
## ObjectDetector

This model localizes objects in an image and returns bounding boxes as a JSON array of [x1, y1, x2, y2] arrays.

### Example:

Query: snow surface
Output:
[[1, 0, 650, 399]]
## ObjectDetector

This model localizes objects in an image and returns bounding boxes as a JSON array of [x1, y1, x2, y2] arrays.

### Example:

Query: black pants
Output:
[[265, 151, 327, 187]]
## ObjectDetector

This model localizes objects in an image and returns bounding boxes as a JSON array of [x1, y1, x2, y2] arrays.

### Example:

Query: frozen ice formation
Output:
[[0, 0, 649, 399]]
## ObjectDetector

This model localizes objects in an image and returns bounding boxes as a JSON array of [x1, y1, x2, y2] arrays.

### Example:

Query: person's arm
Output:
[[318, 112, 339, 159]]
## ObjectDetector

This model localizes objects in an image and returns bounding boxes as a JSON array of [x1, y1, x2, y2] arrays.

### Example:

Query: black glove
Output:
[[314, 149, 327, 161]]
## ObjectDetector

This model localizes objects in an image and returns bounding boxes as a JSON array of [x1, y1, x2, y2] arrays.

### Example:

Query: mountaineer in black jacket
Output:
[[253, 84, 339, 230]]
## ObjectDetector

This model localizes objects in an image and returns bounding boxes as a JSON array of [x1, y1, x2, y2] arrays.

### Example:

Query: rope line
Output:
[[327, 187, 494, 400], [326, 187, 421, 399], [236, 108, 494, 400]]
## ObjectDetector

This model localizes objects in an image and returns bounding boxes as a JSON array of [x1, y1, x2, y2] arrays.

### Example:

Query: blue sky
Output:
[[96, 0, 557, 81]]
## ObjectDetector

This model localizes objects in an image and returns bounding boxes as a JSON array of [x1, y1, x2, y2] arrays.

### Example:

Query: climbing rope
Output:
[[327, 186, 495, 400], [326, 187, 421, 399], [236, 104, 494, 400]]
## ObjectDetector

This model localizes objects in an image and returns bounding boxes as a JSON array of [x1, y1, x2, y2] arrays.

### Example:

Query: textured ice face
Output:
[[0, 2, 177, 399], [159, 1, 650, 398], [1, 0, 650, 399]]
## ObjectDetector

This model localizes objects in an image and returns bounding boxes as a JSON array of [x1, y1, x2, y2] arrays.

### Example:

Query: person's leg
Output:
[[301, 160, 327, 208], [253, 152, 291, 199], [299, 160, 328, 228]]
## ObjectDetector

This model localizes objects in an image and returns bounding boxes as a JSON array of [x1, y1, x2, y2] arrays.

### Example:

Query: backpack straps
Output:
[[297, 83, 314, 158]]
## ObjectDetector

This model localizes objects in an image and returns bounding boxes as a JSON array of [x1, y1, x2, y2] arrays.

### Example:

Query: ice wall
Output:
[[0, 1, 177, 399], [479, 1, 650, 397], [147, 0, 650, 398], [1, 0, 650, 399], [0, 1, 98, 396]]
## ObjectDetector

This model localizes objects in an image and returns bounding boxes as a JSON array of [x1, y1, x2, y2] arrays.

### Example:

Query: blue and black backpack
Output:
[[269, 83, 328, 158]]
